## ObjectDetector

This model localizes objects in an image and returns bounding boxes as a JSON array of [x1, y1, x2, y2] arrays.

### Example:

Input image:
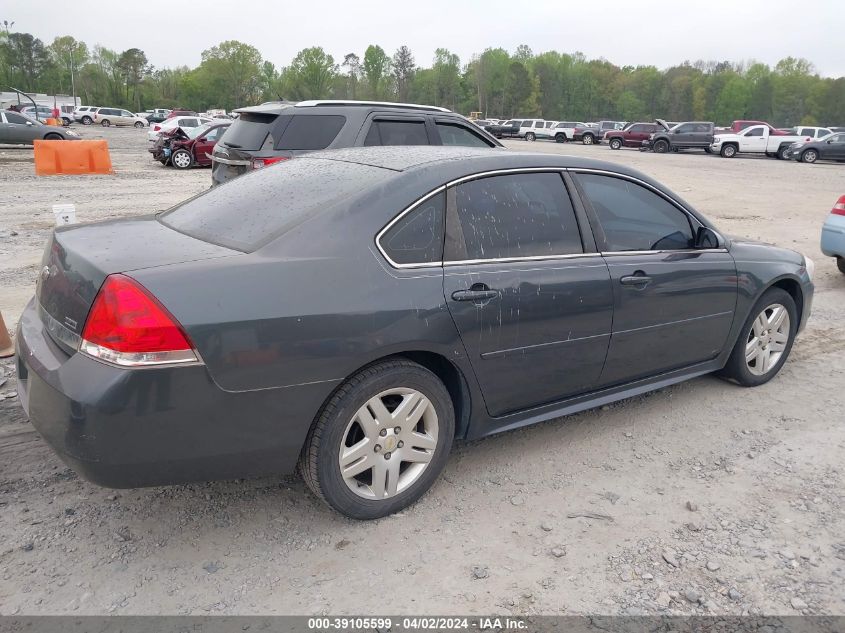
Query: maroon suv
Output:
[[605, 122, 663, 149]]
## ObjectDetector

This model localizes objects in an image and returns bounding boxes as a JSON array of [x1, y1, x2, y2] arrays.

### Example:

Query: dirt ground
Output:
[[0, 128, 843, 616]]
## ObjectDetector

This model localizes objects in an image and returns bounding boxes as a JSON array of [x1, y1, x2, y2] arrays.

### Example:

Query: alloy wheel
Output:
[[172, 151, 192, 169], [745, 303, 790, 376], [802, 150, 818, 163], [583, 135, 594, 145], [339, 388, 438, 500]]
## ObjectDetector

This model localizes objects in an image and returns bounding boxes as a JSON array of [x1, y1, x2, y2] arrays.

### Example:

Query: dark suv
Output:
[[211, 100, 503, 185], [644, 120, 715, 153], [605, 122, 662, 149]]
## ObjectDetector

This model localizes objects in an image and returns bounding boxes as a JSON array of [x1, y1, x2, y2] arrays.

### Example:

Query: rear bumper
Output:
[[821, 215, 845, 258], [16, 298, 335, 488]]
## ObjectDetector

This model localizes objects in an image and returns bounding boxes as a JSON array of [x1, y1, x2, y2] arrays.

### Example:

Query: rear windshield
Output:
[[159, 158, 391, 252], [221, 111, 278, 149]]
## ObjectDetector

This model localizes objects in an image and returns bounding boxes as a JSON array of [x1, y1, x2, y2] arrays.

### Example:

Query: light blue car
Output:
[[821, 196, 845, 274]]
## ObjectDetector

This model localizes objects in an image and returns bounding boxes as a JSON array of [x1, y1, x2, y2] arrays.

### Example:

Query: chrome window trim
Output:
[[374, 186, 447, 270], [375, 167, 728, 269]]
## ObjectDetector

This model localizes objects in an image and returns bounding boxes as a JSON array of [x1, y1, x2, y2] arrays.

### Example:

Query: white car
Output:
[[519, 119, 547, 141], [92, 107, 149, 128], [711, 124, 817, 159], [74, 106, 99, 125], [148, 116, 213, 142]]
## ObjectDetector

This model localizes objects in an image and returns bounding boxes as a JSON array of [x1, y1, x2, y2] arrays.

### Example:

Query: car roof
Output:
[[235, 100, 452, 115], [302, 146, 660, 182]]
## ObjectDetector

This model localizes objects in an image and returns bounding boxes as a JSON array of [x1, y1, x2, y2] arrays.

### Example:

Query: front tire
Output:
[[44, 133, 62, 140], [719, 288, 797, 387], [653, 139, 669, 153], [609, 138, 622, 150], [134, 121, 145, 128], [100, 119, 110, 127], [300, 359, 454, 520], [171, 149, 193, 169], [582, 133, 594, 145], [81, 116, 92, 125], [555, 133, 567, 143], [801, 149, 818, 164], [720, 144, 737, 158], [837, 257, 845, 274]]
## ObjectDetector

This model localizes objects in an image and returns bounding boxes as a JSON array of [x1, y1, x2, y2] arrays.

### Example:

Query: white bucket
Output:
[[52, 203, 77, 226]]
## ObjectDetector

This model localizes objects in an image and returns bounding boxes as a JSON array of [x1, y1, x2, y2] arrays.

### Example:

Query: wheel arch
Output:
[[307, 350, 474, 443], [768, 275, 804, 326]]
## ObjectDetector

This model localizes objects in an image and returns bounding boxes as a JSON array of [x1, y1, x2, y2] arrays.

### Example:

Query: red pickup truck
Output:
[[605, 122, 663, 149]]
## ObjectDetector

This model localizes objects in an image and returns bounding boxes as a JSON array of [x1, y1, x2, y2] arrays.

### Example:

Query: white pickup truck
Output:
[[711, 125, 816, 159]]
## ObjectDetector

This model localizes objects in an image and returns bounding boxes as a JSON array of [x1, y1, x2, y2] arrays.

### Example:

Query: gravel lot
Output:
[[0, 127, 843, 616]]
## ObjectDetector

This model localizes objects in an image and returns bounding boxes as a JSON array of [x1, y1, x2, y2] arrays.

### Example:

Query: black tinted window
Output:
[[222, 111, 279, 149], [276, 115, 345, 150], [160, 158, 391, 252], [380, 192, 445, 265], [435, 122, 492, 147], [6, 112, 28, 124], [364, 120, 429, 146], [745, 127, 764, 137], [451, 173, 582, 261], [578, 174, 693, 251]]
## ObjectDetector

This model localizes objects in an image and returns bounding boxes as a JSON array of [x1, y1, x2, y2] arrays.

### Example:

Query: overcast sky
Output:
[[5, 0, 843, 77]]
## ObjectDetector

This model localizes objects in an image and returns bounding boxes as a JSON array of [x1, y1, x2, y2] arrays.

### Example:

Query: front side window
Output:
[[577, 173, 694, 252], [628, 125, 643, 133], [450, 172, 583, 261], [435, 122, 492, 147], [380, 191, 445, 265], [364, 119, 429, 146], [745, 127, 764, 137]]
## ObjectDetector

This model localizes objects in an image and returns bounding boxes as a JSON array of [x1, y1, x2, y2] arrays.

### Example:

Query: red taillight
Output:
[[153, 125, 161, 131], [832, 196, 845, 216], [251, 156, 289, 169], [80, 274, 198, 366]]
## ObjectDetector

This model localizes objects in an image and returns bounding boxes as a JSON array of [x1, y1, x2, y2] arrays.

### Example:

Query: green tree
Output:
[[391, 46, 415, 102], [432, 48, 461, 110], [199, 40, 263, 110], [287, 46, 337, 100], [49, 36, 88, 95], [342, 53, 361, 99], [362, 45, 391, 100], [3, 32, 52, 90], [116, 48, 149, 110]]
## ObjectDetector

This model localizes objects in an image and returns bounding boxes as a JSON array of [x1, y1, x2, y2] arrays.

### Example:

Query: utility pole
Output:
[[70, 49, 77, 107]]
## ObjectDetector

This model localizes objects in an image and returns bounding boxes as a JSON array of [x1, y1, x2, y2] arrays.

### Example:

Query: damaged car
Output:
[[149, 121, 231, 169]]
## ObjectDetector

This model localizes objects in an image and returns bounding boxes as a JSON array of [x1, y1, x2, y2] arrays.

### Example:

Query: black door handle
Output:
[[451, 284, 500, 302], [620, 272, 652, 287]]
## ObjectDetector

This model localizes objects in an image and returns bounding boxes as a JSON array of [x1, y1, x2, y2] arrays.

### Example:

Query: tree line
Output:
[[1, 28, 843, 127]]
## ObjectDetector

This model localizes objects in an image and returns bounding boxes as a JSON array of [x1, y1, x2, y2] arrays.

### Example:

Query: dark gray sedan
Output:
[[0, 110, 80, 144], [16, 147, 814, 519]]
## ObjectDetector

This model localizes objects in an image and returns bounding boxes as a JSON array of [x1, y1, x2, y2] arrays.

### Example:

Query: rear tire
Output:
[[837, 257, 845, 274], [299, 359, 454, 520], [718, 287, 797, 387], [555, 133, 566, 143], [525, 132, 536, 142], [134, 121, 145, 128], [777, 145, 791, 160], [61, 117, 71, 126], [653, 139, 669, 153], [609, 138, 622, 150], [101, 119, 110, 127], [704, 147, 712, 154], [582, 133, 595, 145], [81, 116, 92, 125], [801, 149, 818, 164], [720, 144, 737, 158]]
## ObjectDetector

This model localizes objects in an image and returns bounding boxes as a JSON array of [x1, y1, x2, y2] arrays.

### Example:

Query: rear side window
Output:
[[380, 191, 445, 265], [160, 158, 391, 252], [275, 115, 345, 150], [577, 173, 694, 252], [450, 173, 583, 261], [365, 120, 429, 146], [435, 122, 492, 147]]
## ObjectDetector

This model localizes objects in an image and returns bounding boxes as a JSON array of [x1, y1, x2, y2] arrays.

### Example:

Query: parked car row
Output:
[[73, 106, 148, 127]]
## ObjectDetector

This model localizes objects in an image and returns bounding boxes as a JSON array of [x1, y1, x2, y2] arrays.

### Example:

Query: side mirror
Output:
[[695, 226, 721, 249]]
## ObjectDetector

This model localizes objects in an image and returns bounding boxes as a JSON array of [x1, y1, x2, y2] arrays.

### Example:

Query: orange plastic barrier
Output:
[[33, 140, 114, 176], [45, 118, 61, 126]]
